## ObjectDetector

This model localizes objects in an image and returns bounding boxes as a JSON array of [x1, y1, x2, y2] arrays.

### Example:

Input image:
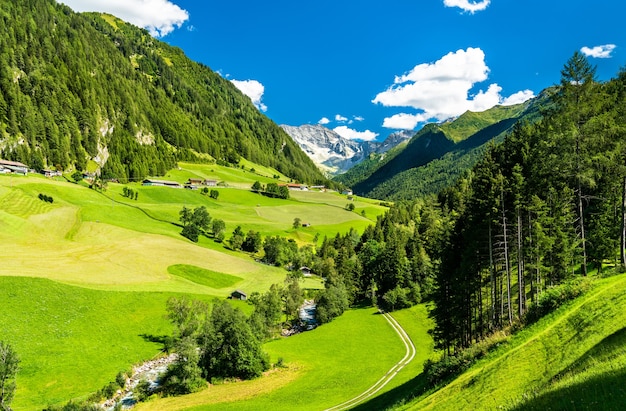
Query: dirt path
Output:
[[324, 311, 416, 411]]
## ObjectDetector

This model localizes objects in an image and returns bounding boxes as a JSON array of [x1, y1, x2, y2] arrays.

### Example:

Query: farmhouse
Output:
[[205, 179, 218, 187], [342, 189, 353, 196], [0, 159, 28, 175], [43, 170, 62, 178], [142, 179, 183, 188], [300, 266, 312, 277], [280, 183, 308, 191], [187, 178, 204, 185], [230, 290, 247, 300]]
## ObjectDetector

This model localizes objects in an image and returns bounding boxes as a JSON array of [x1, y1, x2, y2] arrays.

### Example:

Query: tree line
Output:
[[430, 52, 626, 353]]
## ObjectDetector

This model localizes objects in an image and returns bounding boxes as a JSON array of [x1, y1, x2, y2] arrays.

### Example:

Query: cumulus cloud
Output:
[[333, 126, 379, 141], [230, 79, 268, 112], [335, 114, 349, 122], [373, 47, 534, 129], [59, 0, 189, 37], [318, 117, 331, 125], [382, 113, 428, 130], [443, 0, 490, 13], [581, 44, 617, 59], [502, 89, 535, 106], [354, 116, 365, 122]]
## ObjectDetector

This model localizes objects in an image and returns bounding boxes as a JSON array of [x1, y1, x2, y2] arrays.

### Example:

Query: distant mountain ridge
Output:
[[334, 99, 545, 200], [280, 124, 413, 175]]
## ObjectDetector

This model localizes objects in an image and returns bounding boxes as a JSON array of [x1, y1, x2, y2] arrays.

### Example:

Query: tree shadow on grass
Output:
[[508, 328, 626, 411], [350, 371, 432, 411], [508, 368, 626, 411], [139, 333, 171, 351]]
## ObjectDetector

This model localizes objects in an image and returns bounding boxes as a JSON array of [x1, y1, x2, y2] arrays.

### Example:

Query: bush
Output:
[[423, 332, 509, 387], [524, 278, 590, 325], [115, 371, 127, 388], [38, 193, 54, 203]]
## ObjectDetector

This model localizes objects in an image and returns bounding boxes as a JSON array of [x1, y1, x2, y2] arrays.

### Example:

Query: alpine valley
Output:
[[1, 1, 626, 411]]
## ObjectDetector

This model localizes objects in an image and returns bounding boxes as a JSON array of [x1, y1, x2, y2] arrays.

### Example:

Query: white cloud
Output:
[[502, 89, 535, 106], [581, 44, 617, 59], [373, 47, 534, 129], [318, 117, 331, 125], [230, 79, 268, 112], [335, 114, 348, 122], [354, 116, 365, 122], [59, 0, 189, 37], [333, 126, 379, 141], [382, 113, 428, 130], [443, 0, 490, 13]]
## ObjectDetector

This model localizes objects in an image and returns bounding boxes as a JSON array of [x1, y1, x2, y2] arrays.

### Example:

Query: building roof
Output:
[[0, 159, 28, 168], [143, 179, 182, 186]]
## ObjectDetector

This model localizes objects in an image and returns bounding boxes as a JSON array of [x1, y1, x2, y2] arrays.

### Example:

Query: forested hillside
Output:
[[336, 102, 538, 200], [431, 52, 626, 351], [0, 0, 327, 184]]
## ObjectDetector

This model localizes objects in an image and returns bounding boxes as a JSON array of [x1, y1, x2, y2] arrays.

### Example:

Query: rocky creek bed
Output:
[[101, 353, 178, 410]]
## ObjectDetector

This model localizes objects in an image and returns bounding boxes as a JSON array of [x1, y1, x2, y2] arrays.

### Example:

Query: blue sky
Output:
[[60, 0, 626, 141]]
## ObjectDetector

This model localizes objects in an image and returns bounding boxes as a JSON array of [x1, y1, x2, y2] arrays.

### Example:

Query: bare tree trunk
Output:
[[517, 209, 525, 317], [621, 175, 626, 268], [501, 185, 513, 325], [489, 222, 496, 327], [578, 182, 588, 276]]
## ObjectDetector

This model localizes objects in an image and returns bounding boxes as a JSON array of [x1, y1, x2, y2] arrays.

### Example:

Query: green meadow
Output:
[[399, 272, 626, 411], [135, 305, 434, 411], [3, 165, 625, 411], [0, 165, 390, 410]]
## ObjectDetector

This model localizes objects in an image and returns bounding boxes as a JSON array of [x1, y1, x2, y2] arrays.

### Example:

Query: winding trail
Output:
[[324, 311, 417, 411]]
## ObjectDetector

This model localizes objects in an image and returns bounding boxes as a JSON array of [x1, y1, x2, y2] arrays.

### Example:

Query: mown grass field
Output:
[[0, 277, 175, 410], [399, 272, 626, 411], [135, 305, 433, 411], [0, 165, 391, 410]]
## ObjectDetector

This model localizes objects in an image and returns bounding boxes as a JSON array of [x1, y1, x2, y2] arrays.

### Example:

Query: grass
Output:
[[399, 272, 626, 411], [167, 264, 243, 289], [136, 306, 422, 411], [0, 174, 332, 293], [0, 166, 392, 410], [0, 277, 175, 410]]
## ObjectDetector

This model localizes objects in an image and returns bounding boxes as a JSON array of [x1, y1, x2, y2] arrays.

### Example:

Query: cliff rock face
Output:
[[281, 125, 412, 175]]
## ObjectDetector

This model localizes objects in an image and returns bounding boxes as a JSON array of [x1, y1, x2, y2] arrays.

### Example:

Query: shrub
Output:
[[38, 193, 54, 203], [423, 332, 509, 387], [524, 278, 590, 325]]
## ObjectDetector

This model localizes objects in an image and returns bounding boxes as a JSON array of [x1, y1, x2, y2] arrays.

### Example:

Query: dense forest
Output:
[[0, 0, 328, 185], [430, 52, 626, 352]]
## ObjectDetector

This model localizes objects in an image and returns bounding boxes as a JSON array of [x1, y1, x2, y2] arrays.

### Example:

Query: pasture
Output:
[[135, 305, 433, 411], [0, 166, 391, 410], [401, 273, 626, 411]]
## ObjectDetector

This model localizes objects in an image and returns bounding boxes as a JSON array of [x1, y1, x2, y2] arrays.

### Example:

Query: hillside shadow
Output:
[[139, 333, 171, 351], [508, 328, 626, 411], [552, 327, 626, 381], [508, 367, 626, 411], [350, 371, 431, 411]]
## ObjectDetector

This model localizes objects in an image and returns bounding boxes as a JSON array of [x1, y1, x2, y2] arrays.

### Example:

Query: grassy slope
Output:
[[0, 277, 174, 410], [0, 164, 390, 409], [135, 305, 433, 411], [401, 273, 626, 411], [0, 165, 384, 291]]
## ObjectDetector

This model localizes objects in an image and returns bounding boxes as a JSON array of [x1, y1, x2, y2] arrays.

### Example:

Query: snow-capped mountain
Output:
[[280, 124, 413, 175]]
